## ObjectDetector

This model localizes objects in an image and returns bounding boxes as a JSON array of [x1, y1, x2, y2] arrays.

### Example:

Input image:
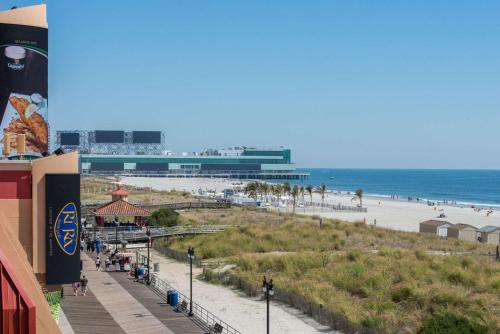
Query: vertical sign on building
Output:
[[0, 5, 48, 156], [46, 174, 81, 285]]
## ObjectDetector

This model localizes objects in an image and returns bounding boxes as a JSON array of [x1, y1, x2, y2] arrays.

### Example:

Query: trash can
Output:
[[169, 290, 179, 307], [154, 263, 160, 272]]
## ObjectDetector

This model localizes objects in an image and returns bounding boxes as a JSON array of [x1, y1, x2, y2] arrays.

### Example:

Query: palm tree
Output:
[[318, 183, 326, 209], [261, 182, 269, 203], [299, 186, 305, 212], [306, 185, 313, 206], [283, 182, 291, 197], [244, 182, 258, 201], [273, 184, 282, 206], [354, 188, 364, 208], [283, 182, 291, 209], [291, 185, 299, 213]]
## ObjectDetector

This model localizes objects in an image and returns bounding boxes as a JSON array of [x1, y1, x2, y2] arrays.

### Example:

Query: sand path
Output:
[[141, 249, 340, 334]]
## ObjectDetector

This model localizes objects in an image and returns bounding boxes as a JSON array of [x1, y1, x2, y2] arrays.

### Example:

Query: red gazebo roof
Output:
[[93, 199, 150, 217], [112, 184, 129, 196]]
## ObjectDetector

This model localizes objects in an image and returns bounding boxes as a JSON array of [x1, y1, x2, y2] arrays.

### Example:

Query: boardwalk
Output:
[[85, 225, 228, 243], [60, 253, 204, 334]]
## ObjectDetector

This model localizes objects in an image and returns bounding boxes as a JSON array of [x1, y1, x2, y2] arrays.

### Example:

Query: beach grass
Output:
[[81, 176, 196, 206], [163, 210, 500, 332]]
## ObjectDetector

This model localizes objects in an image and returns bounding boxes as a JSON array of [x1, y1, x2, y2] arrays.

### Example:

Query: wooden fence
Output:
[[305, 201, 368, 213], [154, 244, 378, 334]]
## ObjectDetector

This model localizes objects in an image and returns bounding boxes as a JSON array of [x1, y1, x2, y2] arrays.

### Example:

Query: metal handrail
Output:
[[147, 272, 242, 334], [82, 225, 229, 242]]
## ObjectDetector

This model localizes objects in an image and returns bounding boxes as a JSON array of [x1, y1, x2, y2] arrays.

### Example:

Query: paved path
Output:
[[60, 252, 204, 334]]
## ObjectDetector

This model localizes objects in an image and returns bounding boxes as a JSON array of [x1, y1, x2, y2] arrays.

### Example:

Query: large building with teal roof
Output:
[[56, 130, 306, 179]]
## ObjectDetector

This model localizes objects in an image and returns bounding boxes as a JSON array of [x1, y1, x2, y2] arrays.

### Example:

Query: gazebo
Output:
[[93, 184, 151, 226]]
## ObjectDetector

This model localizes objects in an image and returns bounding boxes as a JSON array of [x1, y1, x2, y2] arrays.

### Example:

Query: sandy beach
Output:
[[121, 177, 500, 232], [137, 249, 339, 334]]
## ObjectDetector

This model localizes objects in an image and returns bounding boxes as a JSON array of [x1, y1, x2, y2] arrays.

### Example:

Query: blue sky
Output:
[[2, 1, 499, 168]]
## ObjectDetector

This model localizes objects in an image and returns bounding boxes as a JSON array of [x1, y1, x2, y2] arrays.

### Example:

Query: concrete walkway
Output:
[[60, 252, 204, 334]]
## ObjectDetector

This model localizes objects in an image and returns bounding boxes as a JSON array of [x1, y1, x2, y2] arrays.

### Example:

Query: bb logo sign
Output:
[[54, 202, 79, 255]]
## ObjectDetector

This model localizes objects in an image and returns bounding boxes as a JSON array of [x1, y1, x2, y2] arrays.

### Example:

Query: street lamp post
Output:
[[146, 226, 151, 284], [187, 247, 195, 316], [262, 276, 274, 334], [115, 223, 118, 253]]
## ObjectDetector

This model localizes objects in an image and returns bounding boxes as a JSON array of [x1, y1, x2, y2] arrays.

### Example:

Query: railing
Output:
[[148, 273, 242, 334], [304, 201, 368, 212], [145, 201, 231, 210], [83, 225, 229, 243], [0, 249, 36, 333]]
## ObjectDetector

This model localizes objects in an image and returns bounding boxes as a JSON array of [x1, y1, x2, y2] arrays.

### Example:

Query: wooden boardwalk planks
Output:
[[60, 286, 125, 334], [111, 271, 205, 334]]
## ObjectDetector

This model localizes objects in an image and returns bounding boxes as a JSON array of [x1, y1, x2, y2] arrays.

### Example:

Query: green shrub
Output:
[[446, 270, 475, 287], [415, 249, 430, 261], [347, 250, 361, 262], [148, 208, 179, 227], [431, 294, 462, 307], [419, 313, 488, 334], [491, 279, 500, 291], [391, 287, 413, 303], [362, 316, 384, 328]]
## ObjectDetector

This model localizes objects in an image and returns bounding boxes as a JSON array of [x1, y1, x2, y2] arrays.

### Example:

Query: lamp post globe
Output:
[[262, 276, 274, 334]]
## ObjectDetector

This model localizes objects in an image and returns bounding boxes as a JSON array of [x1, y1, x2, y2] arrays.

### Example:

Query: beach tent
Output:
[[447, 224, 478, 242], [419, 220, 453, 237], [478, 226, 500, 245]]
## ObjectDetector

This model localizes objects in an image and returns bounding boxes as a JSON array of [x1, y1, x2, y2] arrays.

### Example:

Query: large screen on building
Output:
[[136, 163, 169, 171], [0, 5, 48, 156], [91, 162, 124, 171], [60, 132, 80, 146], [132, 131, 161, 144], [95, 130, 124, 143], [46, 174, 80, 285]]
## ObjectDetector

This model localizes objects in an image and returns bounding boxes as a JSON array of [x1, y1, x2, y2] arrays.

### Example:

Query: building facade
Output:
[[56, 130, 167, 155], [80, 148, 306, 179]]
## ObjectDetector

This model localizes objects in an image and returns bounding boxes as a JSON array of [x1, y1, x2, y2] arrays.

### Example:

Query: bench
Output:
[[176, 300, 188, 313], [209, 323, 223, 334]]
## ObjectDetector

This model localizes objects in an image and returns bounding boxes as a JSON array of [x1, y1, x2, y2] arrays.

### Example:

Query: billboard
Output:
[[0, 5, 48, 156], [132, 131, 161, 144], [95, 130, 124, 143], [46, 174, 81, 285], [60, 132, 80, 146]]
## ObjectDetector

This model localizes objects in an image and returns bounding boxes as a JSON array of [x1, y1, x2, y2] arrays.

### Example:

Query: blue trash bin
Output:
[[169, 290, 179, 307]]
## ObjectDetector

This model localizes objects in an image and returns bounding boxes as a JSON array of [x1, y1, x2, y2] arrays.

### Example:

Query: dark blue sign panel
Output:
[[46, 174, 80, 285], [53, 202, 79, 255]]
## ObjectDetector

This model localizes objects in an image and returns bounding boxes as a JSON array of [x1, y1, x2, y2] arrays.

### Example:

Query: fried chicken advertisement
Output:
[[3, 95, 48, 153]]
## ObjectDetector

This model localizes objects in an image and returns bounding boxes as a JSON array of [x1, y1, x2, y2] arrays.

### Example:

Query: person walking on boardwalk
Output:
[[80, 275, 88, 296], [96, 256, 101, 271], [72, 281, 80, 296], [105, 257, 110, 271]]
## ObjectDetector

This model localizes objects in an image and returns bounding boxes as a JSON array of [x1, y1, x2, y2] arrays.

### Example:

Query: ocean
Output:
[[291, 169, 500, 208]]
